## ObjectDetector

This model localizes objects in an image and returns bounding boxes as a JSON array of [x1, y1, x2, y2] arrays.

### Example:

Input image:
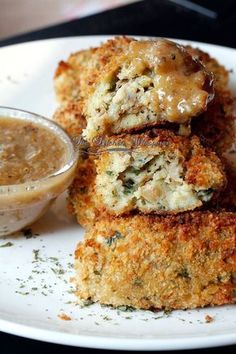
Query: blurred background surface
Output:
[[0, 0, 138, 40]]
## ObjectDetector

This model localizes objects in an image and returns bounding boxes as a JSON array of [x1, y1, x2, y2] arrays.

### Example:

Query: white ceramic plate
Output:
[[0, 36, 235, 351]]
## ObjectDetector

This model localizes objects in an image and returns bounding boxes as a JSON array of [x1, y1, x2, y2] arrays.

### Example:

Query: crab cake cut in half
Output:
[[95, 130, 226, 215], [75, 212, 236, 310], [83, 39, 214, 142]]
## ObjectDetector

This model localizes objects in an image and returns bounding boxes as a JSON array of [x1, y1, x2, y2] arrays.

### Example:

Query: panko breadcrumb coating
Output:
[[54, 49, 91, 104], [75, 212, 236, 310], [53, 99, 86, 137], [68, 155, 101, 228], [53, 102, 97, 227], [83, 39, 214, 142], [54, 37, 133, 104], [95, 130, 226, 215]]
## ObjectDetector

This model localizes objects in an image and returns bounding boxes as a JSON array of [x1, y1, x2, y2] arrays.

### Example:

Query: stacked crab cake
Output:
[[54, 37, 236, 310], [75, 212, 236, 310], [95, 131, 225, 216]]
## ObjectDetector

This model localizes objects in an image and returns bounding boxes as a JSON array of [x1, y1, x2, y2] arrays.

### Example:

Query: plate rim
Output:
[[1, 316, 236, 350], [1, 34, 236, 53]]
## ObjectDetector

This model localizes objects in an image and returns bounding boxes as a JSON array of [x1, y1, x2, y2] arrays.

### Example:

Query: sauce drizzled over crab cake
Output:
[[83, 39, 214, 142]]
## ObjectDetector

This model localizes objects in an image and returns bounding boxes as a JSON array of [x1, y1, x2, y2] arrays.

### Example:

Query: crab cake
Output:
[[54, 37, 133, 103], [75, 212, 236, 310], [94, 130, 226, 215], [83, 39, 214, 142], [68, 155, 235, 228], [68, 130, 227, 226]]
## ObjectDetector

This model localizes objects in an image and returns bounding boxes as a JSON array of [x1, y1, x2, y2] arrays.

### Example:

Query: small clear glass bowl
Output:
[[0, 106, 78, 236]]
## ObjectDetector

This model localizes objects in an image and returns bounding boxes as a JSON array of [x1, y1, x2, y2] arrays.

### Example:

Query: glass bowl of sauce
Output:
[[0, 106, 78, 236]]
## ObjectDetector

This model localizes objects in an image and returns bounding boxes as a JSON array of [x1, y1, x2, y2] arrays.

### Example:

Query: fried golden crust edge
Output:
[[54, 37, 134, 103], [53, 99, 86, 136], [74, 212, 236, 310], [68, 155, 102, 228]]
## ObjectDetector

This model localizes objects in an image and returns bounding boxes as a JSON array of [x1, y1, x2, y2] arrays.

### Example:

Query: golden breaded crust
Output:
[[54, 37, 134, 103], [78, 36, 134, 97], [75, 212, 236, 310], [68, 155, 101, 228], [94, 130, 226, 215], [53, 99, 86, 136], [54, 49, 92, 103], [52, 100, 96, 227]]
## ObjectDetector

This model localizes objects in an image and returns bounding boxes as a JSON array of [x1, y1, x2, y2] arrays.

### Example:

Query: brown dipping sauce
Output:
[[0, 117, 67, 185]]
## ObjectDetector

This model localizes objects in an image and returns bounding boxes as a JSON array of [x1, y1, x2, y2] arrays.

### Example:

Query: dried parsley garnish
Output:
[[0, 242, 13, 248], [33, 249, 40, 261], [23, 228, 33, 239], [117, 305, 136, 312]]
